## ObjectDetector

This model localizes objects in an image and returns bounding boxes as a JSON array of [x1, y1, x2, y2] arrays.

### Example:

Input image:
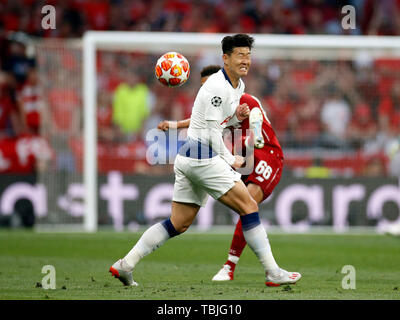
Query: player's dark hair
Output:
[[200, 65, 221, 78], [221, 34, 254, 55]]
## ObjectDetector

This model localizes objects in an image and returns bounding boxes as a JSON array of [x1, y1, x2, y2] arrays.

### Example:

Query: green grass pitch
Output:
[[1, 230, 400, 300]]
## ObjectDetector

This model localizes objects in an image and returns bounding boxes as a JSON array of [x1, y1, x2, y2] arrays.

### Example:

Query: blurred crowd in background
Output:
[[0, 0, 400, 177], [2, 0, 400, 36]]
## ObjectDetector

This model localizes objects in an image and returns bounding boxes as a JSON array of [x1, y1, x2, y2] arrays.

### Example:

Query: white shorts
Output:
[[172, 154, 242, 207]]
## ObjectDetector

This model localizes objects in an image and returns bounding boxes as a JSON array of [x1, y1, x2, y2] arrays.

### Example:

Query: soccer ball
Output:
[[155, 52, 190, 87]]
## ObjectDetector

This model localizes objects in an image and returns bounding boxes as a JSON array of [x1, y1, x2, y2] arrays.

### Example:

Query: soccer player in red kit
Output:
[[158, 65, 300, 286], [211, 92, 285, 283]]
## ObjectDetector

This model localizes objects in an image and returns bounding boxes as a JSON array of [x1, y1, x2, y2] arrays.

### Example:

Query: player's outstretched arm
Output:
[[157, 119, 191, 131]]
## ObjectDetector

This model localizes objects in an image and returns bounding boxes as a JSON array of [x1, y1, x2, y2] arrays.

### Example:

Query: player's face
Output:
[[223, 47, 251, 78]]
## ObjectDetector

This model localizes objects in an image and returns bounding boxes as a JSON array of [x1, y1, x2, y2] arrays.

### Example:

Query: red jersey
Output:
[[228, 93, 284, 201], [18, 83, 41, 132], [0, 135, 53, 173], [48, 88, 80, 133], [238, 93, 284, 159]]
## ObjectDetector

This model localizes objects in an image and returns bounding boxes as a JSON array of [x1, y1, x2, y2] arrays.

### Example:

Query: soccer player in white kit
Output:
[[109, 34, 301, 287]]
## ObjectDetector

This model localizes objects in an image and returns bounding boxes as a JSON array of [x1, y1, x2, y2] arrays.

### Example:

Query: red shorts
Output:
[[241, 146, 283, 202]]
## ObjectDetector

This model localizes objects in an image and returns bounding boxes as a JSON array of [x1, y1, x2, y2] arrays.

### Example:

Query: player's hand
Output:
[[232, 155, 245, 169], [236, 103, 250, 121], [157, 120, 169, 131]]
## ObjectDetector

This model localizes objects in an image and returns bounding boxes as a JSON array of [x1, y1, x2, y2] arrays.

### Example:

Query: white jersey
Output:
[[188, 69, 244, 135], [184, 69, 244, 164]]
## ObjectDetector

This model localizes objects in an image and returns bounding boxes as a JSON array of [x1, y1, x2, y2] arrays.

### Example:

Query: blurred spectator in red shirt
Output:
[[0, 71, 22, 139], [284, 10, 306, 34], [47, 85, 80, 137], [17, 68, 42, 135], [378, 79, 400, 136], [288, 95, 321, 148], [348, 102, 378, 148], [81, 0, 110, 30], [97, 90, 121, 142], [264, 82, 294, 143], [306, 8, 326, 34]]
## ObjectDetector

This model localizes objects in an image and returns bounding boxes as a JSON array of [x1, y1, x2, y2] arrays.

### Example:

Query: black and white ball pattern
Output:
[[211, 96, 222, 107]]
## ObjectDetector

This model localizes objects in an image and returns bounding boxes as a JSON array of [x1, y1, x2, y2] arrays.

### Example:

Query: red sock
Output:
[[226, 219, 247, 272]]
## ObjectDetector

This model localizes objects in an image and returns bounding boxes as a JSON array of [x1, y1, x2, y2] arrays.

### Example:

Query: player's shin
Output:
[[123, 218, 180, 270], [240, 212, 280, 277], [226, 219, 247, 271]]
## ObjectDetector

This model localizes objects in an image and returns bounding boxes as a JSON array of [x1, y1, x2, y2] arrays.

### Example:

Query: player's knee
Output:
[[237, 196, 258, 215], [247, 197, 258, 213]]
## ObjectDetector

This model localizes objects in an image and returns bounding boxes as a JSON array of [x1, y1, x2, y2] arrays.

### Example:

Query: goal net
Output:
[[33, 32, 400, 232]]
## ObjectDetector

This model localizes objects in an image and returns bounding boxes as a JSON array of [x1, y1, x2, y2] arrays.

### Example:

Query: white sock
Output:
[[228, 254, 240, 264], [123, 222, 170, 270], [242, 223, 280, 276]]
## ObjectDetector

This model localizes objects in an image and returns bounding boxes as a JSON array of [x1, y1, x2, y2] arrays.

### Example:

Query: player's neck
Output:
[[222, 67, 240, 88]]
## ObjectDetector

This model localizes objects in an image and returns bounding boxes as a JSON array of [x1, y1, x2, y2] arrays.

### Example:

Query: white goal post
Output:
[[81, 32, 400, 232]]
